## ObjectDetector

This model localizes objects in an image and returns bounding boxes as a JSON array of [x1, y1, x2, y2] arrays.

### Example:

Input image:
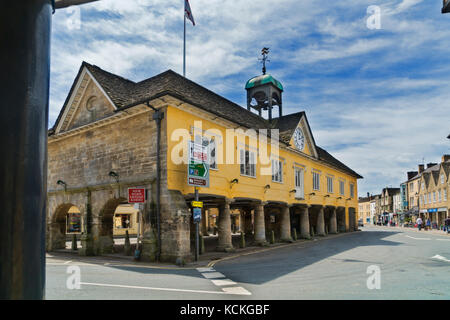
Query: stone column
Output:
[[300, 206, 311, 239], [201, 208, 208, 236], [280, 205, 292, 242], [344, 207, 350, 232], [316, 206, 326, 236], [254, 203, 267, 245], [329, 207, 338, 234], [244, 208, 253, 236], [216, 199, 233, 252]]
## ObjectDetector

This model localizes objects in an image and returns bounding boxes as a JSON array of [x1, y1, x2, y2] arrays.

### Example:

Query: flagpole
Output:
[[183, 13, 186, 77]]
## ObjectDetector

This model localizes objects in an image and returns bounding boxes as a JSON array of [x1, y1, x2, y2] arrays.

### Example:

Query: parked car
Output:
[[358, 218, 364, 227]]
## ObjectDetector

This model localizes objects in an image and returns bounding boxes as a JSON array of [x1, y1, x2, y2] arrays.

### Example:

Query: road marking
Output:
[[196, 267, 215, 273], [431, 255, 450, 263], [197, 267, 251, 296], [222, 286, 251, 295], [436, 239, 450, 241], [405, 235, 431, 240], [211, 279, 237, 286], [80, 282, 250, 296], [201, 272, 226, 279], [64, 261, 72, 264]]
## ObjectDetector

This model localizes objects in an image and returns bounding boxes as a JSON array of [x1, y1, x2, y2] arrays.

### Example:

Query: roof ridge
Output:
[[82, 61, 136, 84], [137, 69, 271, 126]]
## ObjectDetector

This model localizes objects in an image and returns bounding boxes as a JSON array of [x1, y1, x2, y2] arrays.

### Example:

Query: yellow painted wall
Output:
[[166, 105, 359, 228]]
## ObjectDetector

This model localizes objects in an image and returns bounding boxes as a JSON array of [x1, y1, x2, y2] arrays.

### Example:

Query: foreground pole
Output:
[[0, 0, 52, 299]]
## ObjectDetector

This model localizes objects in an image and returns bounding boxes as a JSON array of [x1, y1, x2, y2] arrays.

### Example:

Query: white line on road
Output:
[[201, 272, 226, 279], [405, 235, 431, 240], [436, 239, 450, 241], [431, 255, 450, 263], [79, 282, 250, 295], [197, 267, 251, 296]]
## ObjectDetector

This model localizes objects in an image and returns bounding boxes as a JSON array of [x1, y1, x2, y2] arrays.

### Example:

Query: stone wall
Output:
[[47, 107, 192, 263]]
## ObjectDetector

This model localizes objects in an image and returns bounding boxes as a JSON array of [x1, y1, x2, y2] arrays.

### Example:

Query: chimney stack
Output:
[[418, 164, 425, 173], [442, 155, 450, 163], [427, 163, 437, 169], [407, 171, 418, 180]]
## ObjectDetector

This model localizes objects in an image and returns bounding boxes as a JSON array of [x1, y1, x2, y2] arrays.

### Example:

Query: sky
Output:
[[50, 0, 450, 197]]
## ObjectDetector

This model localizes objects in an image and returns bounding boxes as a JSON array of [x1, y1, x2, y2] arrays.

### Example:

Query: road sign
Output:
[[193, 207, 202, 222], [188, 141, 209, 188], [128, 188, 146, 203], [192, 201, 203, 208]]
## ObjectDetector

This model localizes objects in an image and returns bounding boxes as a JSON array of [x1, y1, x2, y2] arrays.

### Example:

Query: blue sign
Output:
[[193, 207, 202, 223], [428, 208, 437, 213]]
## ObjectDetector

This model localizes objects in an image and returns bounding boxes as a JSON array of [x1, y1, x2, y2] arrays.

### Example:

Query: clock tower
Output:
[[245, 48, 283, 121]]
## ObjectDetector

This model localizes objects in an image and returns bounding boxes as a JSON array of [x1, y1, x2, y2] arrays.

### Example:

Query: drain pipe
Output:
[[146, 102, 163, 262]]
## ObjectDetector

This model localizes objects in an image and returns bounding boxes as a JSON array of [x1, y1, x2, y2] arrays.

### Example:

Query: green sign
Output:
[[188, 141, 210, 188]]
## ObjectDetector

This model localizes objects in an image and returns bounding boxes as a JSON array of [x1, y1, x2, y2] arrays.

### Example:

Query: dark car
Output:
[[358, 218, 364, 227]]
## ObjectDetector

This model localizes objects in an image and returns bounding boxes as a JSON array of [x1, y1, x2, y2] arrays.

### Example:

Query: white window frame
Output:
[[240, 148, 256, 178], [271, 159, 283, 183], [294, 167, 305, 199], [327, 176, 333, 194], [339, 180, 345, 196], [312, 171, 320, 191]]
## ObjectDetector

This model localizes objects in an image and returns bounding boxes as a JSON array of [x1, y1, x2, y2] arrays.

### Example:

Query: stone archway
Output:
[[48, 203, 83, 251], [98, 197, 127, 254], [336, 207, 346, 233]]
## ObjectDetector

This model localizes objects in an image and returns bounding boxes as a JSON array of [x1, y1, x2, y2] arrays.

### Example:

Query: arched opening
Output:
[[98, 198, 142, 255], [49, 203, 83, 251]]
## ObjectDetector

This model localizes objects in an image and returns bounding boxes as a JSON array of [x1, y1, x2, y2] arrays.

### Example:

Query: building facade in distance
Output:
[[418, 156, 450, 228]]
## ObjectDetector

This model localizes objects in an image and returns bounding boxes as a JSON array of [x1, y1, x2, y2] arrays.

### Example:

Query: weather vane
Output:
[[259, 47, 270, 75]]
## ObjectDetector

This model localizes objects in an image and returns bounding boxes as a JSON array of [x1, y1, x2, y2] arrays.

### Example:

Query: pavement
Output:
[[46, 225, 450, 300]]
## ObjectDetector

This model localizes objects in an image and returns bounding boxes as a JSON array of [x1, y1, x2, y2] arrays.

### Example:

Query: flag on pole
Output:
[[185, 0, 195, 26]]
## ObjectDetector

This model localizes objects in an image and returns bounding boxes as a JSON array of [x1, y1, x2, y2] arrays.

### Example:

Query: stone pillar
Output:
[[329, 207, 337, 234], [254, 203, 267, 245], [316, 206, 326, 236], [345, 207, 350, 232], [300, 207, 311, 239], [280, 206, 292, 242], [201, 208, 208, 236], [244, 208, 253, 236], [217, 199, 233, 252]]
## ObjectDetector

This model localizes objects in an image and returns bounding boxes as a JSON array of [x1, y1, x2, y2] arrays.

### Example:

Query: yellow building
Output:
[[47, 61, 362, 262], [358, 196, 372, 225]]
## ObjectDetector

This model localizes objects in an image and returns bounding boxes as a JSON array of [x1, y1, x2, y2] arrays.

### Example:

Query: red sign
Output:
[[128, 188, 146, 203]]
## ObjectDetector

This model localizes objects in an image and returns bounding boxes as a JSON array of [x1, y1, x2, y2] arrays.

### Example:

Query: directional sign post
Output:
[[188, 141, 209, 261]]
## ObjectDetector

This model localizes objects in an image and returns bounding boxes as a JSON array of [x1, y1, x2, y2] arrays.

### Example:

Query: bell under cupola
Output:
[[245, 48, 283, 120]]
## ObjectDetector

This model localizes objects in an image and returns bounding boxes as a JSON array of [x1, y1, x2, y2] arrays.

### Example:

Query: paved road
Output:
[[46, 225, 450, 300]]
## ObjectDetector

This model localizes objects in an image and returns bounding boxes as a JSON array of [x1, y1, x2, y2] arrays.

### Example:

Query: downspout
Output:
[[146, 102, 163, 262]]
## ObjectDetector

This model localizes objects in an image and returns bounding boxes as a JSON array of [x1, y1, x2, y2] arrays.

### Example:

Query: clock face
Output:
[[294, 127, 305, 151]]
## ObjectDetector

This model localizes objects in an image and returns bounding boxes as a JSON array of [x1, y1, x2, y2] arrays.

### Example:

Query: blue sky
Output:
[[50, 0, 450, 197]]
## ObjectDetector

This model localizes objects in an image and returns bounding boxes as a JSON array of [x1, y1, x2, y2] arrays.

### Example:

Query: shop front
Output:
[[437, 208, 448, 229]]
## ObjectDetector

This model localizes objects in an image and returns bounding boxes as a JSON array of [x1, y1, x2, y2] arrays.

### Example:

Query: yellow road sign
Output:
[[191, 201, 203, 208]]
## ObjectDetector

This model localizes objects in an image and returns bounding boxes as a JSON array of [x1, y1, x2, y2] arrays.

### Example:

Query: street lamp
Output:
[[57, 180, 67, 191], [109, 171, 119, 183]]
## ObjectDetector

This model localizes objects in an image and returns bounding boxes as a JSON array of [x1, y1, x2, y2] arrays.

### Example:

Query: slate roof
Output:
[[51, 61, 363, 179], [382, 188, 400, 196]]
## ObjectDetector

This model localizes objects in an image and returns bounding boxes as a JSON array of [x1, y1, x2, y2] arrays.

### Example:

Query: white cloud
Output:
[[50, 0, 450, 197]]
